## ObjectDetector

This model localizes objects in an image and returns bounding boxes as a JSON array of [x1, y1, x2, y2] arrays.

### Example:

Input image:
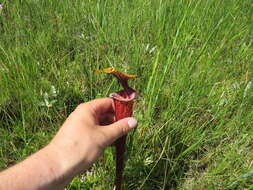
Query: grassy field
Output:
[[0, 0, 253, 189]]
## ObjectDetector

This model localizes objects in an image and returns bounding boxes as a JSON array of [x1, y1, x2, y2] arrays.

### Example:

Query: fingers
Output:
[[73, 98, 115, 125], [86, 98, 115, 115], [99, 117, 137, 146]]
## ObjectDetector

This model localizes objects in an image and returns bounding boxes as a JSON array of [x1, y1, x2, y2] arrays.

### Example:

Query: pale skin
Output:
[[0, 98, 137, 190]]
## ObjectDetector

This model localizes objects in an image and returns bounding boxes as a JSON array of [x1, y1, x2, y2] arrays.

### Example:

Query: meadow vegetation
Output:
[[0, 0, 253, 189]]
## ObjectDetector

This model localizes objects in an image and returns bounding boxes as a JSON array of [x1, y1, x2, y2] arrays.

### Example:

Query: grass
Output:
[[0, 0, 253, 189]]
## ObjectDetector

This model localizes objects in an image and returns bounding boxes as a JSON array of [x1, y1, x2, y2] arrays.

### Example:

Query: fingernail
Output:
[[128, 118, 137, 129]]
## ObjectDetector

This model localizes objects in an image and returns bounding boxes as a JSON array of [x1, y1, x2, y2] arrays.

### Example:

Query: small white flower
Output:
[[243, 81, 252, 98], [149, 46, 157, 54], [231, 81, 240, 90], [80, 174, 86, 183], [50, 85, 57, 97], [144, 156, 154, 166], [143, 43, 157, 54], [145, 43, 150, 52], [86, 170, 93, 176], [39, 86, 58, 108], [80, 33, 85, 39], [0, 4, 3, 13]]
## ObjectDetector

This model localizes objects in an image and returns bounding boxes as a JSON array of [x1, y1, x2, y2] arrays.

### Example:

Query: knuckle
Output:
[[121, 124, 129, 135], [76, 103, 86, 111]]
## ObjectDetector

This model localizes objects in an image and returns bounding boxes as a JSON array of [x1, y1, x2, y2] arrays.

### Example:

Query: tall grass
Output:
[[0, 0, 253, 189]]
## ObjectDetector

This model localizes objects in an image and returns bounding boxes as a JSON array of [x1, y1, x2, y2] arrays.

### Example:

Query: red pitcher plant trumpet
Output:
[[96, 67, 138, 190]]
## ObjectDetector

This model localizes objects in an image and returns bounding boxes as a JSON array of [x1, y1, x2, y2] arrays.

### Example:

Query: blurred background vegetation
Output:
[[0, 0, 253, 189]]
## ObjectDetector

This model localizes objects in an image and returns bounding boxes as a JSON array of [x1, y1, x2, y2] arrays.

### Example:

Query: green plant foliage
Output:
[[0, 0, 253, 189]]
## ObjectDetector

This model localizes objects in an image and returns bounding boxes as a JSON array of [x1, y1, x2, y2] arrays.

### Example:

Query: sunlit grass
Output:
[[0, 0, 253, 189]]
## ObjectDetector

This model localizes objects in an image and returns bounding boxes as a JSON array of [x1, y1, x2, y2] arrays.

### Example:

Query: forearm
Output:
[[0, 98, 137, 190], [0, 145, 71, 190]]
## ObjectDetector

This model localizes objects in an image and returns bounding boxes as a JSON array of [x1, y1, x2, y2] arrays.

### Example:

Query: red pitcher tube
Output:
[[96, 68, 137, 190]]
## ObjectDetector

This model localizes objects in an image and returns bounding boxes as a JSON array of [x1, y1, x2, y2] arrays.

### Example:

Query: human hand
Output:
[[0, 98, 137, 190], [47, 98, 137, 181]]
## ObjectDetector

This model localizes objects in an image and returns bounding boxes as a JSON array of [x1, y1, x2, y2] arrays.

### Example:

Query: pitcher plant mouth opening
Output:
[[96, 67, 138, 190], [109, 90, 137, 102], [96, 67, 137, 101]]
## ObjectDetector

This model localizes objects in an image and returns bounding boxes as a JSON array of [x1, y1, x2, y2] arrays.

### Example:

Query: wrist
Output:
[[47, 138, 93, 179], [40, 145, 74, 188]]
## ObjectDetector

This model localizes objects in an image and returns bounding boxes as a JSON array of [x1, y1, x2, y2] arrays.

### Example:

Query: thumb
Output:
[[100, 117, 137, 146]]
